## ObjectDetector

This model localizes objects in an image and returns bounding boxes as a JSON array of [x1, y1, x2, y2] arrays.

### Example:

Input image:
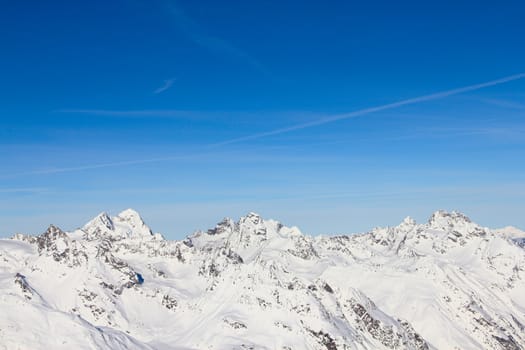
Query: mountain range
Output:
[[1, 209, 524, 350]]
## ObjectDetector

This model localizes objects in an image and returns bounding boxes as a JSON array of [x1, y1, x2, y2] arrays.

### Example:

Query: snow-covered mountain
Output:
[[494, 226, 525, 248], [1, 209, 524, 350]]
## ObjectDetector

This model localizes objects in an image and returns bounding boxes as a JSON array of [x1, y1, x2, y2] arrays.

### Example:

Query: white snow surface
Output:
[[1, 209, 524, 350], [494, 226, 525, 248]]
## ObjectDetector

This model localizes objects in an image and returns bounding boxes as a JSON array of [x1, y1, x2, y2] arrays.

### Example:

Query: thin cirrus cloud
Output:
[[165, 2, 271, 76], [15, 72, 525, 177], [54, 109, 192, 118], [477, 98, 525, 110], [0, 154, 210, 178], [211, 72, 525, 146], [153, 79, 175, 94], [0, 188, 48, 194]]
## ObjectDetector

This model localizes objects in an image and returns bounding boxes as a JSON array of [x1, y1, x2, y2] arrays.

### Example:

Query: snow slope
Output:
[[1, 209, 524, 350], [494, 226, 525, 248]]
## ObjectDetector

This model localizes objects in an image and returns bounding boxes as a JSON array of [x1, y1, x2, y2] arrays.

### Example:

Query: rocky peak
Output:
[[207, 218, 235, 235], [427, 210, 488, 242], [82, 212, 114, 238], [237, 212, 270, 236], [116, 208, 142, 222], [237, 212, 303, 239], [428, 210, 471, 229], [113, 209, 152, 237], [239, 212, 262, 225], [401, 216, 416, 226], [428, 210, 480, 232], [35, 224, 85, 265], [189, 213, 303, 262], [93, 212, 114, 231], [82, 209, 153, 240], [43, 224, 66, 238], [366, 217, 417, 249], [37, 224, 67, 251], [196, 212, 269, 244], [82, 212, 116, 240]]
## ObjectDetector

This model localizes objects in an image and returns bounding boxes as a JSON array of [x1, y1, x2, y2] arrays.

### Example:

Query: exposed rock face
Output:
[[1, 209, 524, 350], [37, 224, 68, 253], [36, 224, 88, 266], [83, 212, 114, 240], [14, 273, 33, 299]]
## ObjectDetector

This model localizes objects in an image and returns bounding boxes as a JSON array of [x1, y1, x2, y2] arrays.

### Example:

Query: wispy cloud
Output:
[[0, 188, 48, 194], [211, 73, 525, 146], [477, 98, 525, 110], [279, 125, 525, 147], [1, 154, 205, 178], [165, 2, 270, 76], [388, 128, 525, 142], [54, 109, 193, 118], [12, 73, 525, 177], [52, 109, 321, 123], [153, 79, 175, 94], [0, 150, 342, 179]]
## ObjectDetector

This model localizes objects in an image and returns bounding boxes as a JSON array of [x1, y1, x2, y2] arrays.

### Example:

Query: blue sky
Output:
[[1, 1, 524, 238]]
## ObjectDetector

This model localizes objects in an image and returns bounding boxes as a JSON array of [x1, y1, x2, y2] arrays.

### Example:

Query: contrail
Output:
[[0, 154, 210, 178], [5, 72, 524, 177], [153, 79, 175, 94], [211, 72, 525, 146]]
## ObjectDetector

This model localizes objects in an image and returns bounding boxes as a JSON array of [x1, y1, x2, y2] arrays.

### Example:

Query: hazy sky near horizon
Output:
[[1, 1, 525, 238]]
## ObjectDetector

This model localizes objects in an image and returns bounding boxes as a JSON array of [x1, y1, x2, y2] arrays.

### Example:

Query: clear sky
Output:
[[1, 1, 524, 238]]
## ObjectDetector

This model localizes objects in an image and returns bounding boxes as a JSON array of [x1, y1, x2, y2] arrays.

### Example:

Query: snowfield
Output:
[[1, 209, 524, 350]]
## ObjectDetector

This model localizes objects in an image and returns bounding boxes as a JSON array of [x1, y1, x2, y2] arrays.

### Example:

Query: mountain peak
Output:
[[114, 209, 152, 237], [91, 212, 114, 230], [427, 210, 488, 238], [43, 224, 66, 238], [401, 216, 416, 226], [239, 212, 263, 225], [117, 208, 142, 220], [207, 217, 235, 235], [82, 209, 152, 239], [428, 210, 471, 227], [82, 212, 115, 240], [36, 224, 68, 253]]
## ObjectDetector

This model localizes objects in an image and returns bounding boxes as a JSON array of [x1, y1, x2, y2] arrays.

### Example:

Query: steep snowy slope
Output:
[[1, 209, 524, 350], [494, 226, 525, 248]]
